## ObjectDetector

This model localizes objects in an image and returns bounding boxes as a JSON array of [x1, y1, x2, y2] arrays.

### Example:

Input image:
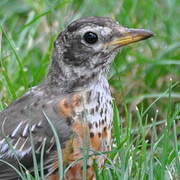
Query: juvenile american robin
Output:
[[0, 16, 153, 180]]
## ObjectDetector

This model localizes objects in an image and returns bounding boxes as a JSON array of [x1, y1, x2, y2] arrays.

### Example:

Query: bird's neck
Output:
[[46, 59, 103, 92]]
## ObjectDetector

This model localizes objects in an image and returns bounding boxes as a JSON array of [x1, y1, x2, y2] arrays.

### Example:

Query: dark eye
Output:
[[83, 32, 98, 44]]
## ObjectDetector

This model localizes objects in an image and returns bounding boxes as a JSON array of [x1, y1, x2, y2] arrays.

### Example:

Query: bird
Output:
[[0, 16, 153, 180]]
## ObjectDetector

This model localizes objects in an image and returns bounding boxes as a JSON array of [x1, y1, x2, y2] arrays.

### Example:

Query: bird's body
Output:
[[0, 75, 112, 180], [0, 16, 153, 180]]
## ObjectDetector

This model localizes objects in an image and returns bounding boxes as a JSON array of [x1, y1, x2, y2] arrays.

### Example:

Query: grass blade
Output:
[[1, 26, 28, 89], [43, 111, 63, 180]]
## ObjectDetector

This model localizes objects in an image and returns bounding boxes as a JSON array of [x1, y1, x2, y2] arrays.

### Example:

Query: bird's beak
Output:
[[108, 28, 154, 47]]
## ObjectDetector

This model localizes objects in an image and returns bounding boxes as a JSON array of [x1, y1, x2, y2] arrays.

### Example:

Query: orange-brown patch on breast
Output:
[[62, 120, 95, 180], [64, 164, 94, 180], [90, 133, 102, 151], [61, 120, 91, 164], [71, 94, 82, 107], [73, 120, 90, 142], [49, 173, 58, 180], [57, 99, 73, 117], [57, 94, 83, 117], [62, 138, 76, 163]]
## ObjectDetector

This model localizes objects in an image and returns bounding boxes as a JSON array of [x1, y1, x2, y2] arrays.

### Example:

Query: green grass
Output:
[[0, 0, 179, 179]]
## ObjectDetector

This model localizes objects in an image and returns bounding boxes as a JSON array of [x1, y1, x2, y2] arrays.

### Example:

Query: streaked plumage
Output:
[[0, 16, 153, 180]]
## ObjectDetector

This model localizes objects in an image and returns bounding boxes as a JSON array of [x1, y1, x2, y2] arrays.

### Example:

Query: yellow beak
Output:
[[108, 28, 153, 47]]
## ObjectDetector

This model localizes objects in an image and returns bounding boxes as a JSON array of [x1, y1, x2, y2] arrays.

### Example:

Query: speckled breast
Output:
[[58, 76, 113, 180]]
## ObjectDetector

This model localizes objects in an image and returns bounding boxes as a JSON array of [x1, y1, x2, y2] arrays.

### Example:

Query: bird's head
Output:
[[48, 16, 153, 89]]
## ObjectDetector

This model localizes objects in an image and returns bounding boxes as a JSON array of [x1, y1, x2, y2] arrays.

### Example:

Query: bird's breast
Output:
[[55, 77, 113, 179]]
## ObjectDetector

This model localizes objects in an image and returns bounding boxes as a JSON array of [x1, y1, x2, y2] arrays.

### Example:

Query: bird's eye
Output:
[[83, 32, 98, 44]]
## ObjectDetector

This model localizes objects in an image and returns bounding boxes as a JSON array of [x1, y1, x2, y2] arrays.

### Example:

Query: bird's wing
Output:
[[0, 87, 74, 179]]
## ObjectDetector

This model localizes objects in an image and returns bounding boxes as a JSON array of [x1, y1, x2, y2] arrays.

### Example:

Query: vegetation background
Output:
[[0, 0, 179, 179]]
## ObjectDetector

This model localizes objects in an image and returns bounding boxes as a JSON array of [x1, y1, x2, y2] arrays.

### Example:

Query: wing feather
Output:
[[0, 87, 72, 179]]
